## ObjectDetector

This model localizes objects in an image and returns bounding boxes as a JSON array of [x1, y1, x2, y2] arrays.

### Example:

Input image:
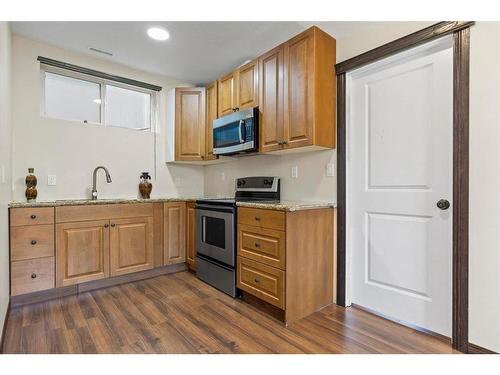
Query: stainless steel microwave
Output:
[[212, 107, 259, 155]]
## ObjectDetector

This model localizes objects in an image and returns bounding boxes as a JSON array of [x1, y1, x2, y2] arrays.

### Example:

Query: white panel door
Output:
[[347, 37, 453, 336]]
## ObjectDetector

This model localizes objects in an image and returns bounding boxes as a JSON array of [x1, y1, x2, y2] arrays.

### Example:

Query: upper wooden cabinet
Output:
[[218, 59, 259, 117], [237, 59, 259, 110], [261, 26, 336, 152], [205, 81, 218, 161], [218, 71, 236, 117], [175, 87, 206, 161], [259, 45, 285, 152]]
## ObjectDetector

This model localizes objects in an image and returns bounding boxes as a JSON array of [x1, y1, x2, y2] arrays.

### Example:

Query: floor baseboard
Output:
[[0, 300, 11, 354], [468, 342, 497, 354]]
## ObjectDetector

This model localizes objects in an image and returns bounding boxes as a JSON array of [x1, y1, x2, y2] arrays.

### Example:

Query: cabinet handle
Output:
[[104, 224, 109, 228], [254, 216, 261, 221], [254, 242, 260, 248], [282, 140, 288, 145], [254, 278, 260, 283], [31, 273, 37, 279], [111, 223, 116, 228], [30, 240, 37, 245], [30, 214, 37, 219]]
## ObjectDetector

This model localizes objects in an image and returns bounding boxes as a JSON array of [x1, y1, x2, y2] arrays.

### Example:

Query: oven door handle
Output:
[[238, 120, 246, 143]]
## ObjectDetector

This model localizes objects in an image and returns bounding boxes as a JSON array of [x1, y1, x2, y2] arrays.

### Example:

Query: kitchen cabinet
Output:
[[218, 71, 236, 117], [186, 202, 197, 271], [205, 81, 218, 161], [175, 87, 206, 161], [237, 206, 334, 323], [164, 202, 186, 265], [260, 26, 336, 152], [56, 220, 110, 287], [218, 59, 259, 118], [110, 217, 154, 276], [259, 45, 285, 152]]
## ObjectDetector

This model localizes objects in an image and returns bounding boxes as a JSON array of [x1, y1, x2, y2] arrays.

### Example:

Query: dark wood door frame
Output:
[[335, 21, 473, 353]]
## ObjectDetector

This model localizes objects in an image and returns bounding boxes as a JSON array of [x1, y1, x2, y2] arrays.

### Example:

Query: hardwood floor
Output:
[[2, 271, 456, 354]]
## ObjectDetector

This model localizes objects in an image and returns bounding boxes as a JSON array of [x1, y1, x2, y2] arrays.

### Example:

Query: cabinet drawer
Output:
[[10, 207, 54, 226], [238, 224, 285, 269], [11, 257, 55, 296], [237, 257, 285, 309], [10, 224, 54, 261], [238, 207, 285, 231]]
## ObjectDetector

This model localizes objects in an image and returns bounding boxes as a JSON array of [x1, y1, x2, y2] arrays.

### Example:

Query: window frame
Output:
[[40, 63, 159, 132]]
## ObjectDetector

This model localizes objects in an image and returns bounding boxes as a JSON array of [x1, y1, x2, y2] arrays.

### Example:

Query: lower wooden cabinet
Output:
[[164, 202, 186, 265], [186, 202, 197, 271], [110, 217, 153, 276], [56, 220, 110, 287]]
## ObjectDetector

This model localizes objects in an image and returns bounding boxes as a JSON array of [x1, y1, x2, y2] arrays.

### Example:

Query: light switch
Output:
[[47, 174, 57, 186], [291, 166, 298, 179], [326, 163, 335, 177], [221, 172, 226, 181]]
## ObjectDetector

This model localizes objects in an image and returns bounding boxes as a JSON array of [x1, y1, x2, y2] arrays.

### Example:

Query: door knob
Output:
[[437, 199, 450, 210]]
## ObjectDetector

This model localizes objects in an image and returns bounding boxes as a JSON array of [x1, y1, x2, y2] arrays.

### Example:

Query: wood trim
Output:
[[335, 22, 472, 352], [468, 342, 497, 354], [335, 21, 474, 74], [452, 27, 470, 353], [336, 72, 346, 307], [0, 300, 11, 353], [10, 263, 187, 307]]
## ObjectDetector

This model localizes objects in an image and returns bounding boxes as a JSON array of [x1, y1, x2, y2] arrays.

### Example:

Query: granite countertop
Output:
[[235, 200, 336, 212], [8, 197, 199, 208]]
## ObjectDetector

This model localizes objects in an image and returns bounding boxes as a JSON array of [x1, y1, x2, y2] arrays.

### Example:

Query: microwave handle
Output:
[[238, 120, 246, 143]]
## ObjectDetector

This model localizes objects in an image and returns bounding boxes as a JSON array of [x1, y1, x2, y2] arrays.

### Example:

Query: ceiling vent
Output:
[[89, 47, 113, 57]]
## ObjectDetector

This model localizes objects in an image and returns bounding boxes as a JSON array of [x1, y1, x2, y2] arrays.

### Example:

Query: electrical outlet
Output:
[[221, 172, 226, 181], [174, 177, 182, 186], [47, 174, 57, 186], [291, 166, 298, 179], [326, 163, 335, 177]]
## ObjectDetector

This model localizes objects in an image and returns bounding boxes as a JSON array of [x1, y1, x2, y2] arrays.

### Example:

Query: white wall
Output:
[[0, 22, 13, 340], [11, 35, 204, 202], [335, 21, 500, 353]]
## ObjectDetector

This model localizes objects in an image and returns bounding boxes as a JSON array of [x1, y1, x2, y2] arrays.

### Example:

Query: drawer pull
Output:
[[30, 214, 37, 219], [254, 278, 260, 283], [254, 242, 260, 248], [30, 240, 37, 245], [31, 273, 37, 279], [254, 216, 261, 221]]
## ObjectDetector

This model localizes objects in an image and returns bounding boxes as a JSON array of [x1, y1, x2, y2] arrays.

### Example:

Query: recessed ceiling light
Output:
[[147, 27, 170, 41]]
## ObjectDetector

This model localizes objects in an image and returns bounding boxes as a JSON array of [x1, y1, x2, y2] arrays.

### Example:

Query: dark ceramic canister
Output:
[[25, 168, 38, 202], [139, 172, 152, 199]]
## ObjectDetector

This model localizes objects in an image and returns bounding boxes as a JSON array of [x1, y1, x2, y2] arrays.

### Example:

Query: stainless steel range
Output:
[[195, 176, 280, 297]]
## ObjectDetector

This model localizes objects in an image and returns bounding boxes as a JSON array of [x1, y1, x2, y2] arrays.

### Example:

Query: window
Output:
[[41, 65, 158, 131]]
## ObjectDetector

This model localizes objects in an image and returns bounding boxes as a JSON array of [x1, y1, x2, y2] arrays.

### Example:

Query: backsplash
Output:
[[203, 149, 337, 202]]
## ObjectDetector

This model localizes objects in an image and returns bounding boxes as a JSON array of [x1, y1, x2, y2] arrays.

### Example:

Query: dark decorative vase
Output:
[[25, 168, 38, 202], [139, 172, 152, 199]]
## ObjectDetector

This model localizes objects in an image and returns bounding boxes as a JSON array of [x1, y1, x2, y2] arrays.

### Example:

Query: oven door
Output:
[[195, 204, 235, 267]]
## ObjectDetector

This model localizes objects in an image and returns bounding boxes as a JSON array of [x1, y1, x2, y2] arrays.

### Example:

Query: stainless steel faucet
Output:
[[91, 166, 112, 200]]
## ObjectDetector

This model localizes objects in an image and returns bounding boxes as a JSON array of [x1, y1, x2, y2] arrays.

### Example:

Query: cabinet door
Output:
[[205, 81, 218, 160], [164, 202, 186, 265], [237, 59, 259, 110], [259, 45, 285, 152], [175, 87, 206, 161], [284, 28, 314, 149], [56, 220, 109, 287], [110, 217, 153, 276], [218, 71, 236, 117], [186, 202, 197, 270]]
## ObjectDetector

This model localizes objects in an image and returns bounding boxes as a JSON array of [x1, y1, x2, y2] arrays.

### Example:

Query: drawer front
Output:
[[238, 224, 285, 269], [238, 207, 285, 231], [10, 224, 55, 261], [11, 257, 55, 296], [10, 207, 55, 226], [237, 256, 285, 309], [56, 203, 154, 223]]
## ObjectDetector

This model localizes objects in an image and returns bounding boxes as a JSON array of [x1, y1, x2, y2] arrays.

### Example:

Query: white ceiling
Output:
[[11, 21, 374, 85]]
